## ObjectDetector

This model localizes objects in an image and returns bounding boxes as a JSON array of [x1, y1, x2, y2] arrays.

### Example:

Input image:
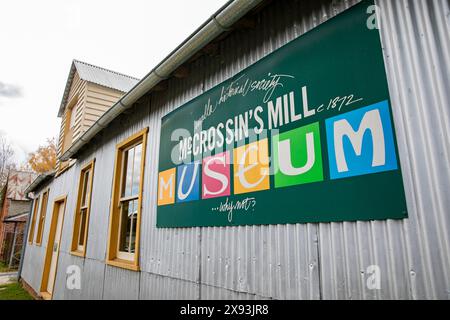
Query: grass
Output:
[[0, 261, 17, 273], [0, 282, 33, 300]]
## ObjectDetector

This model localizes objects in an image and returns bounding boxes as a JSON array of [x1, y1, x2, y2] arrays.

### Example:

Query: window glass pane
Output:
[[37, 191, 48, 241], [40, 192, 48, 222], [118, 199, 138, 254], [132, 144, 142, 196], [81, 169, 90, 207], [121, 147, 135, 198], [70, 105, 77, 128], [29, 197, 40, 242], [121, 149, 129, 197], [121, 143, 142, 199], [85, 170, 91, 203], [78, 208, 87, 247]]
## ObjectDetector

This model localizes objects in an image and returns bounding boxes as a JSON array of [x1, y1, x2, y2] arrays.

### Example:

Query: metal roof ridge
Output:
[[58, 59, 141, 117], [73, 59, 140, 81], [60, 0, 266, 161]]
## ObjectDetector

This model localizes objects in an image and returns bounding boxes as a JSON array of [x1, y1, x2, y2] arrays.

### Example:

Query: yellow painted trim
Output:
[[52, 195, 67, 203], [116, 127, 149, 149], [70, 159, 95, 257], [55, 159, 76, 177], [40, 292, 51, 300], [28, 196, 40, 244], [35, 188, 50, 246], [82, 159, 95, 255], [106, 147, 121, 262], [106, 127, 148, 271], [39, 195, 67, 300], [106, 259, 140, 272], [69, 250, 85, 258], [134, 129, 147, 267], [61, 94, 78, 154]]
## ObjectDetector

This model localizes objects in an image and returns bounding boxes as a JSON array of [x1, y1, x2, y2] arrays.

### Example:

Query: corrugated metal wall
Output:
[[21, 0, 450, 300], [372, 0, 450, 299]]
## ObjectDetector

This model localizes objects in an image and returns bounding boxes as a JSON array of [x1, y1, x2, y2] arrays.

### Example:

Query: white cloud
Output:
[[0, 0, 228, 164], [0, 81, 22, 98]]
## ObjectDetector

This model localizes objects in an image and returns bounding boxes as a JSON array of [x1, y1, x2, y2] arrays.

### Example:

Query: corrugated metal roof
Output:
[[24, 170, 55, 195], [74, 60, 140, 93], [58, 60, 140, 117]]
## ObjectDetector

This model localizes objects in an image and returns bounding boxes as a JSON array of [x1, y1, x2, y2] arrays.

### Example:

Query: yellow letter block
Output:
[[233, 139, 270, 195], [158, 168, 176, 206]]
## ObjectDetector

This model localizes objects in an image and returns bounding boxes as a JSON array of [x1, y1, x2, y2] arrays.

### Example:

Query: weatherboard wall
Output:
[[83, 83, 125, 133], [21, 0, 450, 300]]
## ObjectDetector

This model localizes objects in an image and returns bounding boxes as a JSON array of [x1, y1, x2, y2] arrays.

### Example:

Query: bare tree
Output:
[[0, 133, 14, 188]]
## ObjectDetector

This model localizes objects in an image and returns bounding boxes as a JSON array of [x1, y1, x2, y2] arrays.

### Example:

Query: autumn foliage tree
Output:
[[28, 138, 57, 173]]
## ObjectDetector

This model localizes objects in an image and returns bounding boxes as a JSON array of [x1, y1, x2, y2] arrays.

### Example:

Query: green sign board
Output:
[[156, 0, 408, 228]]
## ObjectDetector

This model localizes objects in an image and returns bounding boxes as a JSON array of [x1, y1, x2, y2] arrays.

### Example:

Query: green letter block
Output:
[[273, 122, 324, 188]]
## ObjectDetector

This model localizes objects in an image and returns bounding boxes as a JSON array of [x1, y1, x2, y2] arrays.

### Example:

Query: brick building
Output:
[[0, 170, 36, 265]]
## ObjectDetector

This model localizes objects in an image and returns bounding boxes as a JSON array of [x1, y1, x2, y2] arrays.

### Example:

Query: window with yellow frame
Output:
[[35, 189, 49, 245], [28, 195, 40, 244], [106, 128, 148, 271], [71, 159, 95, 257]]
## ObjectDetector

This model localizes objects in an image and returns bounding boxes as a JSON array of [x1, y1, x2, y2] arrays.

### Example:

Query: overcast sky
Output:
[[0, 0, 228, 164]]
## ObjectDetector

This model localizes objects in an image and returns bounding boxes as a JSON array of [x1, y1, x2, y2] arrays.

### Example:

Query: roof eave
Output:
[[24, 171, 56, 195], [57, 61, 77, 118], [60, 0, 266, 161]]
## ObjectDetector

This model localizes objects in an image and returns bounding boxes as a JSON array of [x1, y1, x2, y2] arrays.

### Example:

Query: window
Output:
[[35, 189, 49, 245], [71, 160, 95, 256], [107, 128, 148, 270], [62, 95, 78, 156], [28, 196, 40, 244], [69, 104, 77, 129]]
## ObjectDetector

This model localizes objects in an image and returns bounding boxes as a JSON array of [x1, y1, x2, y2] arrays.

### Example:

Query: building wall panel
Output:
[[103, 265, 140, 300], [20, 0, 450, 300], [21, 244, 45, 292], [84, 83, 124, 131], [80, 258, 105, 300], [200, 284, 271, 300], [139, 58, 205, 284], [318, 0, 450, 300], [139, 272, 199, 300], [52, 253, 83, 300], [82, 143, 112, 261]]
